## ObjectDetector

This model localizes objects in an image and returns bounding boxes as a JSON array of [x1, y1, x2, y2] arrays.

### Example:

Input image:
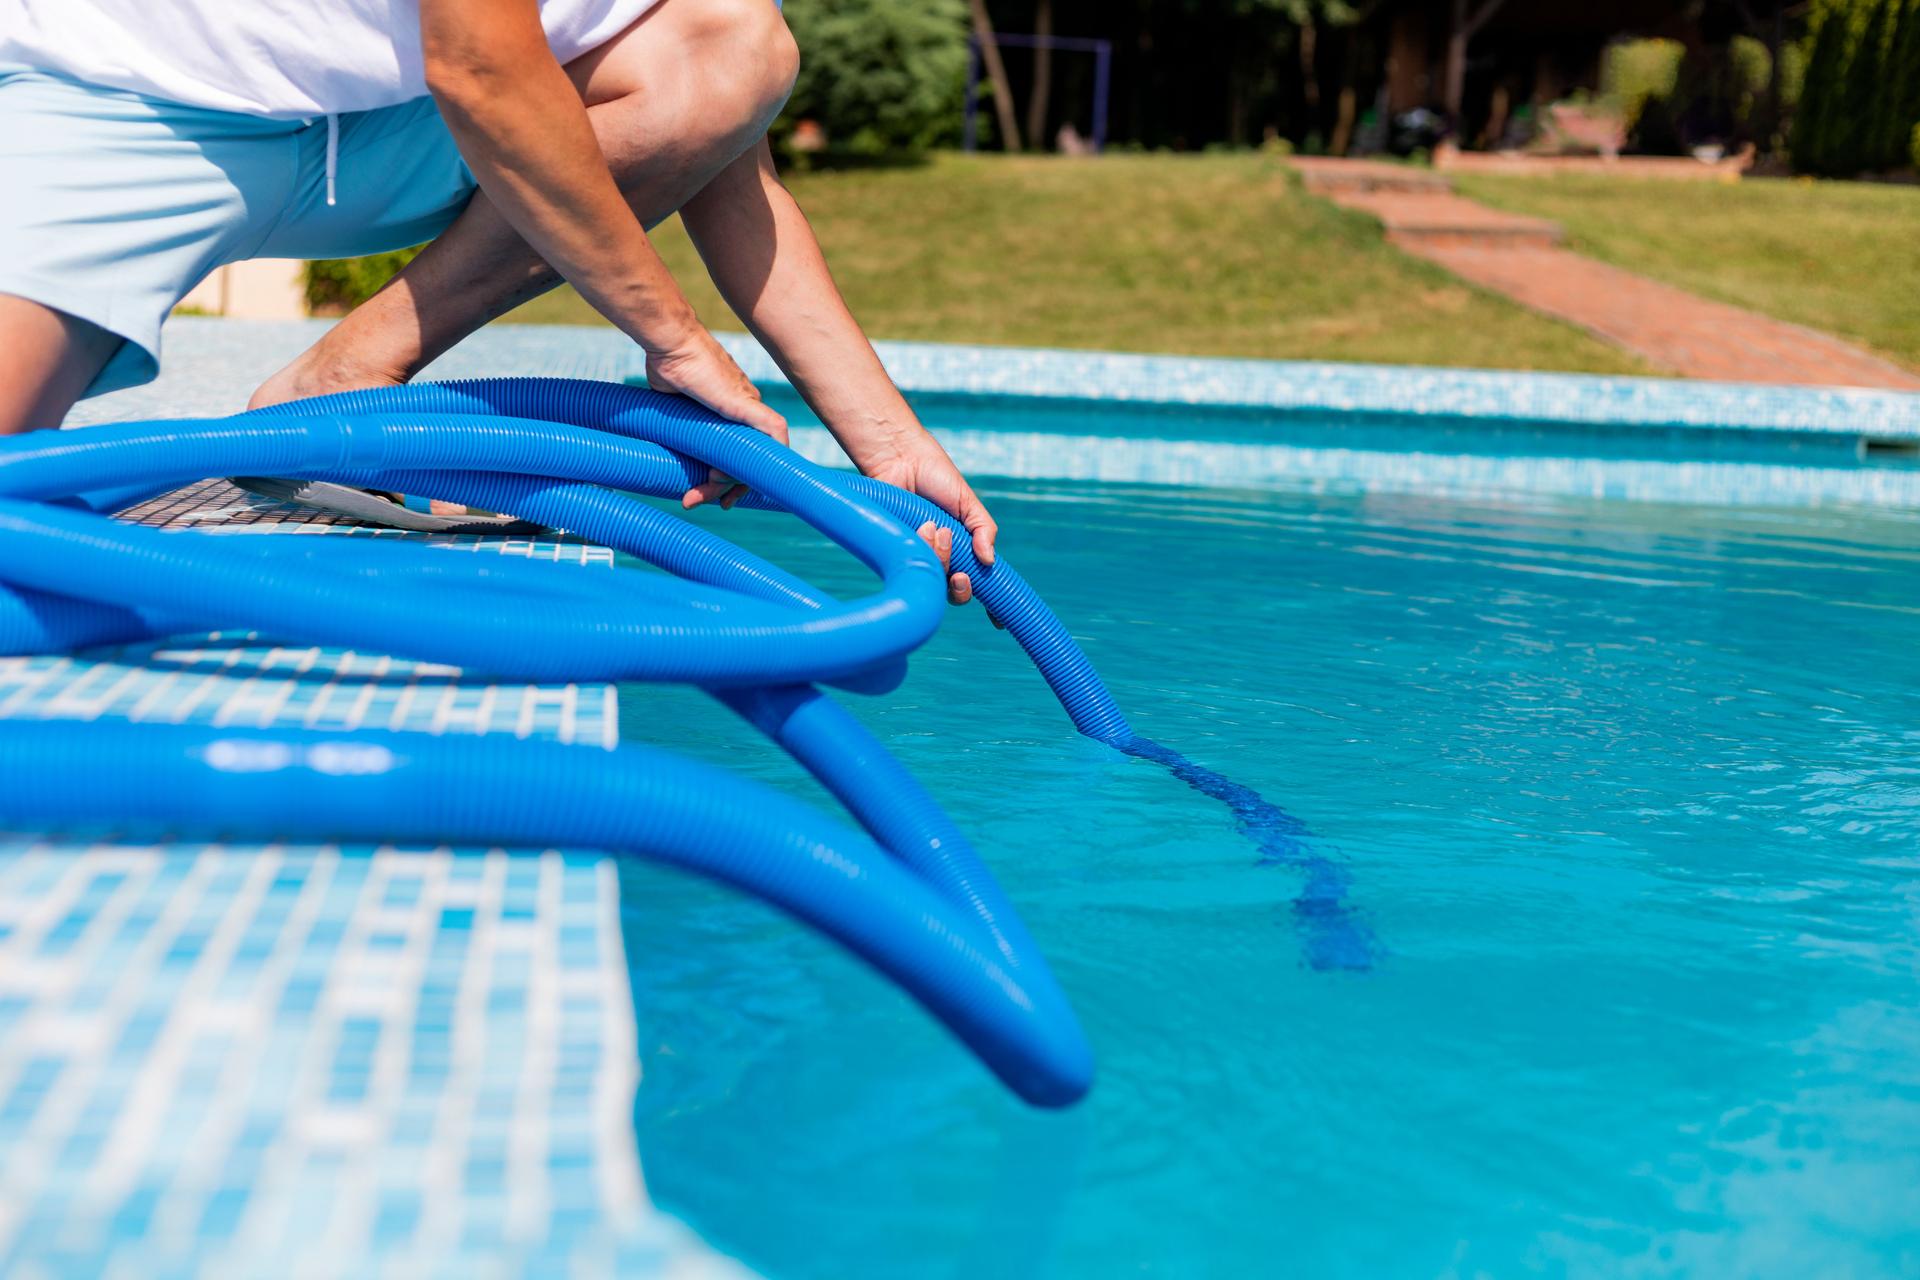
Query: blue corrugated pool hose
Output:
[[0, 377, 1376, 1108], [0, 378, 1138, 1106]]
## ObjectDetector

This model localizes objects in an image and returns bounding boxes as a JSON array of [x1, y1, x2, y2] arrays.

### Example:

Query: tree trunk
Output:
[[1444, 0, 1509, 123], [1764, 0, 1785, 152], [968, 0, 1023, 152], [1329, 19, 1367, 156], [1026, 0, 1054, 153], [1331, 85, 1358, 155], [1443, 0, 1468, 117], [1301, 19, 1320, 113]]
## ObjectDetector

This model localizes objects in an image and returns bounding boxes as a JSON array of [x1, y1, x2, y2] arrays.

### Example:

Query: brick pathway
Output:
[[1289, 158, 1920, 390], [1400, 243, 1920, 389]]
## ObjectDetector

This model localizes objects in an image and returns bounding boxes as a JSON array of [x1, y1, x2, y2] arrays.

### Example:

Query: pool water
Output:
[[613, 472, 1920, 1277]]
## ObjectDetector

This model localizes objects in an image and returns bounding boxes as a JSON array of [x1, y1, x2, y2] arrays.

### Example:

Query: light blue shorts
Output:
[[0, 68, 476, 396]]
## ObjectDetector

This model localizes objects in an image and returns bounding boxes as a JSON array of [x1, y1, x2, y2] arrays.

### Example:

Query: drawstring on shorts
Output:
[[323, 113, 339, 206]]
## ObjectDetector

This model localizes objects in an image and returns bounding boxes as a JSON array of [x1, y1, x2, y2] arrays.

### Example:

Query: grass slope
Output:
[[1455, 173, 1920, 374], [508, 152, 1644, 374]]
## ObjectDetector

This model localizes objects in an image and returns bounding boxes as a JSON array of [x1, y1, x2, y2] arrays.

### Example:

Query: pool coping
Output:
[[89, 320, 1920, 449], [713, 336, 1920, 446]]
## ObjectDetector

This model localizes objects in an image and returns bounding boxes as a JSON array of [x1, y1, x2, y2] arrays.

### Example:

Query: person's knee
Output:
[[758, 13, 801, 124], [686, 0, 799, 140]]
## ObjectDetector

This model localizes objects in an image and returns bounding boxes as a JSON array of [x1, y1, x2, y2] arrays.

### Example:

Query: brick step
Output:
[[1285, 156, 1452, 195], [1387, 225, 1566, 250], [1327, 191, 1565, 249]]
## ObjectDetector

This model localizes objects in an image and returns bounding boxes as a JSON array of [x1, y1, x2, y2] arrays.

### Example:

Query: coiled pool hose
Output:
[[0, 377, 1373, 1108]]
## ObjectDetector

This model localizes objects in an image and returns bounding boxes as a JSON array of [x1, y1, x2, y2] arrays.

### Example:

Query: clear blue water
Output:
[[613, 465, 1920, 1277]]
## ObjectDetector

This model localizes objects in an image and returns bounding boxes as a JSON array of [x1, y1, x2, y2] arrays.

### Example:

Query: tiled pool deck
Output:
[[13, 318, 1920, 1277], [0, 486, 743, 1275]]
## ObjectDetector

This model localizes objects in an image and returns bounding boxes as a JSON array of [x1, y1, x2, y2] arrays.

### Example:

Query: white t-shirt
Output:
[[0, 0, 663, 117]]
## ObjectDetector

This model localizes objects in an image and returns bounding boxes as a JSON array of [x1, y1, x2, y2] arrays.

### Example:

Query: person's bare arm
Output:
[[419, 0, 783, 440], [681, 141, 998, 605]]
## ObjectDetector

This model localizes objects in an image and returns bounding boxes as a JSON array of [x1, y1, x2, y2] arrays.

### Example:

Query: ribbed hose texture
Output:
[[0, 378, 1119, 1103]]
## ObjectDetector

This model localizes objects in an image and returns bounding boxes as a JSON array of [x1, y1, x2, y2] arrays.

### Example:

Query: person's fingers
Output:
[[918, 520, 981, 607], [917, 520, 953, 574], [719, 483, 750, 510], [963, 500, 998, 567], [683, 466, 743, 510], [733, 396, 789, 445], [689, 388, 784, 444], [649, 348, 788, 446]]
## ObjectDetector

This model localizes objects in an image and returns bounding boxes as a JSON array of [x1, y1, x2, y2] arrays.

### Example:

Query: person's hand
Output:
[[867, 435, 1000, 614], [646, 326, 788, 509]]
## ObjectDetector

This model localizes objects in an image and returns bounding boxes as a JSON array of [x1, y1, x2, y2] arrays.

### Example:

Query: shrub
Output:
[[1792, 0, 1920, 174], [1842, 0, 1899, 164], [1602, 35, 1777, 154], [1601, 39, 1683, 135], [1891, 0, 1920, 164], [304, 247, 422, 313], [1775, 34, 1809, 121], [776, 0, 969, 156]]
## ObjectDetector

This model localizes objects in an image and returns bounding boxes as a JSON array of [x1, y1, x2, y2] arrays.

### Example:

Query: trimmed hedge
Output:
[[1791, 0, 1920, 175]]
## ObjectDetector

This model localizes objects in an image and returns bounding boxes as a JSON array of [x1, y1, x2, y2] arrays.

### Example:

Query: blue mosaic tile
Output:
[[0, 840, 747, 1279], [0, 493, 744, 1275]]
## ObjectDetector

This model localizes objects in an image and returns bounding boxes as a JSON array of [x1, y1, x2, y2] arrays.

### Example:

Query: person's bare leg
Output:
[[251, 0, 797, 408], [0, 295, 122, 436]]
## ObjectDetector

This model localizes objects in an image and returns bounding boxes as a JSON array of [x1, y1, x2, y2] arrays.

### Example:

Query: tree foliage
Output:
[[777, 0, 971, 155], [304, 247, 421, 313]]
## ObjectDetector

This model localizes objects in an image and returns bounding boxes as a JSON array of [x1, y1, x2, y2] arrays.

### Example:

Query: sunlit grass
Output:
[[508, 152, 1645, 374]]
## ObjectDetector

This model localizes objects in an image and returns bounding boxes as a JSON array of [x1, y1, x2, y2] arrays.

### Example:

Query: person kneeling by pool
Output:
[[0, 0, 994, 605]]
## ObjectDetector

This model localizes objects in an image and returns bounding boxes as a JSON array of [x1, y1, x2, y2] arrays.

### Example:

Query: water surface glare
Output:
[[616, 476, 1920, 1278]]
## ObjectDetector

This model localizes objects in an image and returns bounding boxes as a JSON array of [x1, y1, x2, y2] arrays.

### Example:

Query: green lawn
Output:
[[507, 152, 1644, 374], [1454, 172, 1920, 374]]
